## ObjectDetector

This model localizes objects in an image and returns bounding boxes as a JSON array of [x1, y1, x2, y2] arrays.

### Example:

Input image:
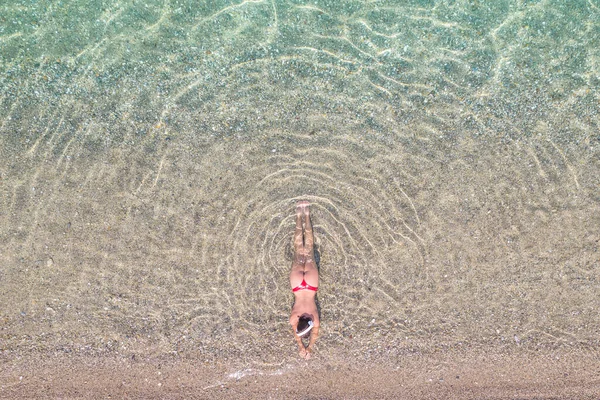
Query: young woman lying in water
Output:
[[289, 201, 320, 360]]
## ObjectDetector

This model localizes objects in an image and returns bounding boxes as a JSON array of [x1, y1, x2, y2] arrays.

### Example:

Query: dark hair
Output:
[[297, 316, 312, 338]]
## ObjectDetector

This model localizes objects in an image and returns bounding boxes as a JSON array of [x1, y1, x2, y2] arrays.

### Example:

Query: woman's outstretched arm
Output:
[[306, 326, 319, 356], [291, 327, 307, 356]]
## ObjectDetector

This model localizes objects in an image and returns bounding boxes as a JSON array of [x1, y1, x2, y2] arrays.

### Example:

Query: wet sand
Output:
[[2, 349, 600, 399]]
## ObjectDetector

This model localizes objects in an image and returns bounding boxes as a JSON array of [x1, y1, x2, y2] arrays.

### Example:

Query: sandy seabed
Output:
[[2, 1, 600, 399]]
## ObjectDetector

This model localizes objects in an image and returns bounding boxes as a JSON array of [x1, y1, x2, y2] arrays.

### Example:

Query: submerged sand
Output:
[[1, 0, 600, 398]]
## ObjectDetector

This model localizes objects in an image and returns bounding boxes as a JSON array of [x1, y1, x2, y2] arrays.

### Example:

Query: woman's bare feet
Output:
[[296, 200, 310, 216]]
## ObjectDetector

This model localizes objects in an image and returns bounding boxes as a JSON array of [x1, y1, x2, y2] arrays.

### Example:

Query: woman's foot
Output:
[[296, 200, 310, 216]]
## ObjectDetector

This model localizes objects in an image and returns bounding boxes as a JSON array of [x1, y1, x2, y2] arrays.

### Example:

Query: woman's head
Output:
[[296, 315, 313, 338]]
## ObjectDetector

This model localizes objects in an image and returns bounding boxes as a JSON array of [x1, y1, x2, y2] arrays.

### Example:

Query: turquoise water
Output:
[[1, 0, 599, 372]]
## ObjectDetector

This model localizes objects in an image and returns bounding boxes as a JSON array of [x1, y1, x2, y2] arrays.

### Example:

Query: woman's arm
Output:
[[291, 327, 307, 358], [306, 326, 319, 354], [290, 316, 306, 354]]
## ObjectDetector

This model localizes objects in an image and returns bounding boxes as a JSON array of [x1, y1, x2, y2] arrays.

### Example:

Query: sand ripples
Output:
[[206, 141, 427, 335]]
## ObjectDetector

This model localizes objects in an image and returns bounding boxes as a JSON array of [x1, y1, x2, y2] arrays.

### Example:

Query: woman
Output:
[[289, 201, 320, 359]]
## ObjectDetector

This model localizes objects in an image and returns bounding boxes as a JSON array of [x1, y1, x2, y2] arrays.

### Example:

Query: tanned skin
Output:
[[289, 201, 320, 360]]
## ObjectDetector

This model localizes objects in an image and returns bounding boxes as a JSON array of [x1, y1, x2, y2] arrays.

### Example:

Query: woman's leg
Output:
[[290, 202, 307, 288], [301, 203, 319, 287], [293, 203, 307, 264], [303, 205, 314, 260]]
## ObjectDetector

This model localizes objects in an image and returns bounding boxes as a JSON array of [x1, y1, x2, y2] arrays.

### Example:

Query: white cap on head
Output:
[[296, 320, 313, 337]]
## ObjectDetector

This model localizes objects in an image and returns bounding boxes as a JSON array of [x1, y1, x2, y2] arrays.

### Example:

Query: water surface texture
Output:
[[1, 0, 599, 379]]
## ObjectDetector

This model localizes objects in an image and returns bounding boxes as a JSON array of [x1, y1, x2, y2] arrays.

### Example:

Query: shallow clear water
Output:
[[1, 0, 599, 369]]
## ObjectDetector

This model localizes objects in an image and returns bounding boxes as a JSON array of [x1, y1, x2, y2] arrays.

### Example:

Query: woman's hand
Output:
[[298, 347, 308, 359], [298, 345, 314, 360], [303, 347, 312, 360]]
